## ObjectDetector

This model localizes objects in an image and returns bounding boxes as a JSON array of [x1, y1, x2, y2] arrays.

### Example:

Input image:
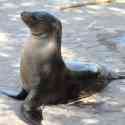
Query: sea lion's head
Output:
[[21, 11, 62, 36]]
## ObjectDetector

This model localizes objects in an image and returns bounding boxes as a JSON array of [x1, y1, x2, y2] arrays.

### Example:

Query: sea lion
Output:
[[1, 11, 125, 124]]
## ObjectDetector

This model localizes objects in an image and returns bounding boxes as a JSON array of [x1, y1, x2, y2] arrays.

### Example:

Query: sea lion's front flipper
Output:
[[0, 88, 28, 100], [21, 104, 42, 125], [21, 87, 43, 125]]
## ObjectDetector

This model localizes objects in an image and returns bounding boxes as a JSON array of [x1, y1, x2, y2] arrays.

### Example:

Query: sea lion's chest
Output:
[[20, 37, 56, 90]]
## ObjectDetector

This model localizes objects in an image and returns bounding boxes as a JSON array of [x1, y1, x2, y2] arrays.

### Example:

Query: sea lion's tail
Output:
[[0, 88, 28, 100]]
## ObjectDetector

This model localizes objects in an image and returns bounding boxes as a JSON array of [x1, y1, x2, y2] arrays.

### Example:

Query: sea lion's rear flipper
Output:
[[0, 88, 28, 100], [98, 66, 125, 81], [109, 71, 125, 80]]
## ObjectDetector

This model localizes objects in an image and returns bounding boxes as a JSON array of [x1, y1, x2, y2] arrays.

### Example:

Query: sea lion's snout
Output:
[[21, 11, 31, 20], [21, 11, 37, 26], [21, 11, 31, 18]]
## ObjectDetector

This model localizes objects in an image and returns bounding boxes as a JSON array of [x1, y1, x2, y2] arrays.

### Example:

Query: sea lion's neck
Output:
[[31, 31, 62, 59]]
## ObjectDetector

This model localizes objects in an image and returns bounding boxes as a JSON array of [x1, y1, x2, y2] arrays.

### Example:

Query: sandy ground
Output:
[[0, 0, 125, 125]]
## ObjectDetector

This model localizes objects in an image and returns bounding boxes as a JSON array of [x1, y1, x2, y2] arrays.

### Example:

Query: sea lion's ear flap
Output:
[[52, 22, 61, 31], [52, 22, 57, 28]]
